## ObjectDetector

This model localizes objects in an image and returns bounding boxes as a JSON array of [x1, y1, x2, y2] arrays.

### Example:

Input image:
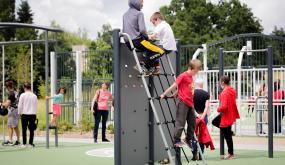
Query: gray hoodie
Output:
[[123, 0, 147, 40]]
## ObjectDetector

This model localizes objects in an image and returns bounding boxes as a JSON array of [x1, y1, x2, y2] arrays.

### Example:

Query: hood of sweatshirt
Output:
[[225, 86, 236, 98], [128, 0, 142, 11]]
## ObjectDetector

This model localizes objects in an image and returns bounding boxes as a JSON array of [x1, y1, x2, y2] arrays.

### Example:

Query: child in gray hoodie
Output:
[[123, 0, 165, 75]]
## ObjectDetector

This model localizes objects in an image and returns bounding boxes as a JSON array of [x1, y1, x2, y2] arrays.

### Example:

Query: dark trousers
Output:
[[93, 110, 109, 140], [127, 35, 165, 68], [274, 106, 284, 133], [220, 126, 234, 155], [174, 99, 196, 143], [21, 114, 36, 145]]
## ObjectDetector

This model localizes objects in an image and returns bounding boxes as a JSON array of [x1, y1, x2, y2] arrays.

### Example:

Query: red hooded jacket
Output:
[[195, 118, 215, 150], [218, 86, 240, 127]]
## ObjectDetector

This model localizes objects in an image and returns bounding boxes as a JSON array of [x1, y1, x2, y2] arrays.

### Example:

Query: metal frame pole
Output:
[[176, 40, 181, 76], [31, 43, 34, 92], [2, 45, 5, 104], [75, 51, 82, 124], [45, 30, 49, 149], [149, 77, 154, 165], [267, 46, 273, 158], [50, 51, 58, 147], [113, 29, 121, 165], [203, 44, 208, 91], [175, 40, 181, 165], [50, 52, 57, 105], [2, 45, 5, 142], [219, 48, 225, 157], [237, 46, 247, 135], [31, 43, 33, 92]]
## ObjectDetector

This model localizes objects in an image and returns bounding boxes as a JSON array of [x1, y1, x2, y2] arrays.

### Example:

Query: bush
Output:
[[107, 123, 114, 134], [38, 83, 46, 99], [37, 121, 46, 131], [80, 117, 93, 132], [58, 121, 73, 132]]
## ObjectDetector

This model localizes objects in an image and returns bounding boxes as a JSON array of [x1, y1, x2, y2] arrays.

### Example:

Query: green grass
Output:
[[0, 142, 284, 165], [0, 142, 114, 165]]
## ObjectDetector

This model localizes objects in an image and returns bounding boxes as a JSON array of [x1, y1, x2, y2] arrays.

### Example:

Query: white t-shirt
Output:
[[18, 91, 38, 115], [154, 21, 177, 51]]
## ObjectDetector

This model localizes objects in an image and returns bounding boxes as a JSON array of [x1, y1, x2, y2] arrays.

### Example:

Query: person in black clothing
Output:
[[273, 81, 285, 133], [2, 80, 20, 146], [192, 79, 210, 161]]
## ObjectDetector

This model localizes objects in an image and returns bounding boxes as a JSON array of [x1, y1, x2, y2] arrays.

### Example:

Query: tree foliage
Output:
[[0, 0, 16, 41], [160, 0, 263, 44], [272, 26, 285, 37]]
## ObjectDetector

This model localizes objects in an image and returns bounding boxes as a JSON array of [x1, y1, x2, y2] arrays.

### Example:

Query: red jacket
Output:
[[273, 90, 285, 105], [218, 86, 240, 127], [195, 118, 215, 150]]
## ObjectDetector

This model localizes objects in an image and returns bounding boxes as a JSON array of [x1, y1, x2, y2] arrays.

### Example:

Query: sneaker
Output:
[[19, 144, 27, 148], [3, 140, 13, 146], [224, 154, 234, 160], [173, 141, 184, 148], [183, 138, 193, 149], [102, 139, 110, 142], [94, 139, 98, 143], [13, 141, 20, 146], [191, 154, 198, 161], [143, 70, 153, 76], [198, 153, 203, 160], [49, 124, 57, 129], [149, 53, 161, 60]]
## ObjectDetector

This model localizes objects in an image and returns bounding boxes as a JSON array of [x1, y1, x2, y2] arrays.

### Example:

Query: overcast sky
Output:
[[15, 0, 285, 39]]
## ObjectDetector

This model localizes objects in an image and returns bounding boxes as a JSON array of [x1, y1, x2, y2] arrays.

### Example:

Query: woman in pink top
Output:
[[91, 82, 113, 143]]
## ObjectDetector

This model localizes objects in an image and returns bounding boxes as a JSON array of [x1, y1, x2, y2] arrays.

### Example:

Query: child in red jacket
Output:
[[218, 76, 240, 160]]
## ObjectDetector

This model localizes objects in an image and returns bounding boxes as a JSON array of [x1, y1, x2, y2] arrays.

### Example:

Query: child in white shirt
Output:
[[148, 12, 177, 75]]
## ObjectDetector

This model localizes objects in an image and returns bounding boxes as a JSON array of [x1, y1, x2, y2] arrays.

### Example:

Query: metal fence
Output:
[[179, 44, 201, 71], [208, 34, 285, 69], [55, 33, 285, 136], [55, 50, 113, 126], [196, 68, 285, 136], [188, 33, 285, 136]]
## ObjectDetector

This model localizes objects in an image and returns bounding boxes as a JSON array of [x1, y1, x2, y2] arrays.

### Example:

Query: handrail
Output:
[[0, 22, 63, 32]]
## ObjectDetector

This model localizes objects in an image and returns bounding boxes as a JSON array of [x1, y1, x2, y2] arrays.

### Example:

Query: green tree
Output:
[[8, 1, 38, 90], [84, 24, 113, 79], [213, 0, 263, 37], [160, 0, 263, 44], [160, 0, 215, 44], [50, 21, 92, 52], [97, 23, 112, 47], [272, 26, 285, 37], [15, 0, 37, 40], [0, 0, 16, 41]]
